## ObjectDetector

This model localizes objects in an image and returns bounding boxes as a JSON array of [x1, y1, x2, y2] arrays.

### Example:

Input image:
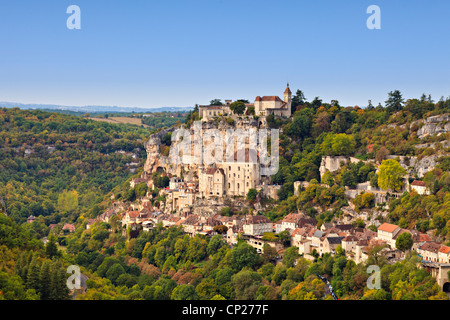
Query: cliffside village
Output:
[[84, 199, 450, 267], [77, 90, 450, 272]]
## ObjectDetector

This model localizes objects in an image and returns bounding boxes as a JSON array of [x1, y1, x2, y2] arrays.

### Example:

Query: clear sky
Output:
[[0, 0, 449, 109]]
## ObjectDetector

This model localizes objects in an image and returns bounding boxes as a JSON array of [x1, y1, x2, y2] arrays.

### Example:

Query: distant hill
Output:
[[0, 101, 193, 114]]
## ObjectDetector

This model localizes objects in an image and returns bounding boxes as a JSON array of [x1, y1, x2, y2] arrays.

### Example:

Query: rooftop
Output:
[[378, 223, 400, 233], [411, 180, 426, 187]]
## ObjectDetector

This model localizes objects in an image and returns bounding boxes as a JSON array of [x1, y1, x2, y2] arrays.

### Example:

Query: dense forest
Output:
[[0, 90, 449, 300], [0, 108, 155, 232]]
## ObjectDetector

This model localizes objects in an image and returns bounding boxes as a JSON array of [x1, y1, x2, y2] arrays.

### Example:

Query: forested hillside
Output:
[[265, 91, 450, 238], [0, 108, 153, 231], [0, 91, 449, 301]]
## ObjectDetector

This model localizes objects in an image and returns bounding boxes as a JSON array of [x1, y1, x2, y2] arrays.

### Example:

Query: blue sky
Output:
[[0, 0, 449, 109]]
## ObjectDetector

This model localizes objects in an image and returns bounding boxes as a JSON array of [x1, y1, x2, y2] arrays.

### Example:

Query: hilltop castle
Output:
[[198, 83, 292, 121]]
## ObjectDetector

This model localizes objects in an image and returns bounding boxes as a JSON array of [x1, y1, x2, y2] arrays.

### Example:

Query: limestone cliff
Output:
[[142, 118, 267, 181], [142, 127, 177, 179], [412, 113, 450, 139]]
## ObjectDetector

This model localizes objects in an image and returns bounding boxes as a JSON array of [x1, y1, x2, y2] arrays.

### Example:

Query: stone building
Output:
[[198, 83, 292, 121], [198, 167, 225, 197], [377, 223, 401, 248], [243, 215, 273, 236], [254, 83, 292, 118], [198, 149, 261, 198], [410, 180, 431, 195]]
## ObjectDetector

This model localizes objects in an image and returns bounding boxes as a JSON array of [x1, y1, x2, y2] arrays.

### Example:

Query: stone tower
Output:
[[284, 82, 292, 117]]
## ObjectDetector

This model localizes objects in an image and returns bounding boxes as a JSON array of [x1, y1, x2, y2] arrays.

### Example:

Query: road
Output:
[[318, 275, 338, 300]]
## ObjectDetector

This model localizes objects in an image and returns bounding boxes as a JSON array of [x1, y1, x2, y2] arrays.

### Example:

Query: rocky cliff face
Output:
[[142, 127, 177, 179], [412, 113, 450, 139], [142, 118, 264, 181]]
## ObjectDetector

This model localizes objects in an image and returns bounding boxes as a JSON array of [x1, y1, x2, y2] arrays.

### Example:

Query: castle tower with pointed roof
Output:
[[254, 83, 292, 118], [284, 82, 292, 112]]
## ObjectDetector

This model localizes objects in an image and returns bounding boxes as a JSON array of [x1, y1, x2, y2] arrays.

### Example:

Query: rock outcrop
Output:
[[142, 127, 177, 179], [412, 113, 450, 139], [142, 118, 266, 181], [386, 154, 441, 178]]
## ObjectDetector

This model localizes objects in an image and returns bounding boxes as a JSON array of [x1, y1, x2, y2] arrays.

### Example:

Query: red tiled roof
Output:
[[63, 223, 75, 231], [258, 96, 284, 102], [246, 215, 271, 225], [419, 234, 431, 242], [439, 246, 450, 254], [205, 168, 224, 175], [411, 180, 426, 187], [127, 211, 140, 218], [343, 235, 358, 242], [378, 223, 400, 233], [419, 242, 442, 253]]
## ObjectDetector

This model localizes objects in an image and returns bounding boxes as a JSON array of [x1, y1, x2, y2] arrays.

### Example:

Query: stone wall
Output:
[[258, 184, 281, 200], [319, 156, 349, 178]]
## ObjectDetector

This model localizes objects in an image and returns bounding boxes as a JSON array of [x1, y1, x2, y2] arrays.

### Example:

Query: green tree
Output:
[[246, 188, 258, 202], [331, 134, 356, 156], [272, 264, 288, 285], [135, 182, 148, 198], [278, 230, 291, 247], [195, 278, 218, 300], [227, 242, 261, 271], [395, 232, 413, 252], [207, 235, 225, 255], [105, 263, 126, 285], [229, 101, 246, 115], [321, 170, 334, 187], [231, 268, 262, 300], [171, 284, 199, 300], [187, 236, 208, 262], [26, 256, 41, 293], [215, 267, 234, 299], [287, 107, 314, 139], [50, 260, 70, 300], [45, 235, 59, 258], [283, 247, 300, 268], [57, 190, 79, 214], [0, 272, 39, 300], [210, 99, 223, 106], [291, 89, 306, 113], [378, 159, 406, 192], [261, 244, 277, 263], [385, 90, 404, 113], [38, 260, 52, 300]]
